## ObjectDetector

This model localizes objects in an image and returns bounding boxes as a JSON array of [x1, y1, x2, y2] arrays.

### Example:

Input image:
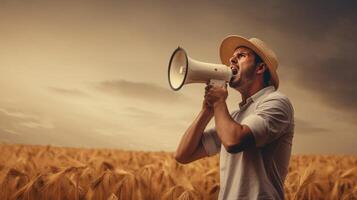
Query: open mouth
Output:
[[231, 68, 238, 75], [230, 66, 239, 83], [230, 66, 239, 75]]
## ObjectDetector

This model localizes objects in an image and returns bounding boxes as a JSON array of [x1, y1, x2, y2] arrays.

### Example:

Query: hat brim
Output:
[[219, 35, 279, 89]]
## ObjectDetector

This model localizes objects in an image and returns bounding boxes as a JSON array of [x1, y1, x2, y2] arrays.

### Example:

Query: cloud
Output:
[[2, 129, 19, 135], [0, 108, 40, 120], [297, 16, 357, 111], [48, 87, 89, 97], [94, 128, 126, 136], [95, 79, 189, 103], [122, 106, 163, 119], [20, 120, 54, 129], [223, 0, 355, 42], [294, 118, 330, 135], [0, 107, 55, 130], [234, 0, 357, 115]]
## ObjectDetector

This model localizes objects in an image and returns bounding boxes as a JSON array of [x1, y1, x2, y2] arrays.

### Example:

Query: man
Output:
[[174, 35, 295, 200]]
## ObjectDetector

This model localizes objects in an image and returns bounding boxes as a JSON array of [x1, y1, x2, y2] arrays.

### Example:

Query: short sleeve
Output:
[[240, 97, 293, 148], [201, 128, 221, 156]]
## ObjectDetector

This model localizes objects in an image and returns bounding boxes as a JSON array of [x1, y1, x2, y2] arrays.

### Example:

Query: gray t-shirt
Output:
[[202, 86, 295, 200]]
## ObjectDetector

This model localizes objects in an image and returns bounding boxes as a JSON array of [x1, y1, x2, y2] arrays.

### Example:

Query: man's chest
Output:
[[232, 102, 258, 123]]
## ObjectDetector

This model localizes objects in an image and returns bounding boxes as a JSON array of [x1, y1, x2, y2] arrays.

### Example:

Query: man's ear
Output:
[[256, 63, 267, 75]]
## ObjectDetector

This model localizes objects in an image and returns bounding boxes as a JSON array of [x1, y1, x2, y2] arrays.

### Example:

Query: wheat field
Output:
[[0, 144, 356, 200]]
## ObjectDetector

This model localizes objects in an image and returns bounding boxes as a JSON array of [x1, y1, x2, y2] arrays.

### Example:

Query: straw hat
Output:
[[220, 35, 279, 89]]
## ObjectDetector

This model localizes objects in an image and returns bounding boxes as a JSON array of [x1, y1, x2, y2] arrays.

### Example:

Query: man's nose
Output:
[[229, 56, 237, 65]]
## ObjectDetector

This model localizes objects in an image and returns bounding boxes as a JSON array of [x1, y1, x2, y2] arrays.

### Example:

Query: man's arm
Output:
[[207, 85, 292, 153], [174, 108, 213, 164], [213, 101, 255, 154], [201, 84, 255, 154]]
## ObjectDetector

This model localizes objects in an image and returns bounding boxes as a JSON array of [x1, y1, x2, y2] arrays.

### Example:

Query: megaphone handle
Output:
[[209, 79, 226, 87]]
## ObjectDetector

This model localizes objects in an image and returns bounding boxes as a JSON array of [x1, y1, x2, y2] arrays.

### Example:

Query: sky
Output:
[[0, 0, 356, 154]]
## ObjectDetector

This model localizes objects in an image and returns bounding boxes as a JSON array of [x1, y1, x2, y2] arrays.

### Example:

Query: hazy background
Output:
[[0, 0, 356, 154]]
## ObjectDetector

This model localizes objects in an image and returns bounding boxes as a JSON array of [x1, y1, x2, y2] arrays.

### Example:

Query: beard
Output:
[[229, 63, 256, 90]]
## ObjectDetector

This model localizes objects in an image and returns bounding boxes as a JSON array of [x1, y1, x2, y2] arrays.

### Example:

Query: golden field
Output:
[[0, 144, 356, 200]]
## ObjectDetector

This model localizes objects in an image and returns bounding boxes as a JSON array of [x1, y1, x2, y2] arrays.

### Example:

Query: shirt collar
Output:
[[239, 86, 276, 109]]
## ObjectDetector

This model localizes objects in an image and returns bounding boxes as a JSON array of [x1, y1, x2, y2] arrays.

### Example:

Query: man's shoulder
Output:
[[262, 90, 291, 103], [258, 90, 294, 111]]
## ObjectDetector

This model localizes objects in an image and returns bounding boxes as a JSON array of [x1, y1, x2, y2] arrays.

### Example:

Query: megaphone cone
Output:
[[168, 47, 233, 91]]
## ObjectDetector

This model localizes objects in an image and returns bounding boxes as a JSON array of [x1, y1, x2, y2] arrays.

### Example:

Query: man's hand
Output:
[[204, 82, 228, 109]]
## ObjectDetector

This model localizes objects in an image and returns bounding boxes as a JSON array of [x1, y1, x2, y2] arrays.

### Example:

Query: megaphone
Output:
[[168, 47, 233, 91]]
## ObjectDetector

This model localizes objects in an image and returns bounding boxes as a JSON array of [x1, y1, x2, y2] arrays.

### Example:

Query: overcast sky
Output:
[[0, 0, 356, 154]]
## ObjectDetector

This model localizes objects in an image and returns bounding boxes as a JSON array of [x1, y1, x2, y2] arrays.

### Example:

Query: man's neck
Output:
[[237, 81, 265, 106]]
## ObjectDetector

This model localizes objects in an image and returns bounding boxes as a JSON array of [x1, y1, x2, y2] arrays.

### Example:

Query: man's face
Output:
[[228, 46, 258, 89]]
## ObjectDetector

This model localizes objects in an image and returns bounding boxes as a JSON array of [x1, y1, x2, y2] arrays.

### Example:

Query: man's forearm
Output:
[[213, 100, 243, 148], [174, 109, 213, 160]]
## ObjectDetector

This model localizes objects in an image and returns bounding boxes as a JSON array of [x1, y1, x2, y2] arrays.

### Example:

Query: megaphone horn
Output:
[[168, 47, 233, 91]]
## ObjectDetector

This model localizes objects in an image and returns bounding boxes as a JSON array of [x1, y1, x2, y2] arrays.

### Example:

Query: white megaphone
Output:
[[168, 47, 233, 91]]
